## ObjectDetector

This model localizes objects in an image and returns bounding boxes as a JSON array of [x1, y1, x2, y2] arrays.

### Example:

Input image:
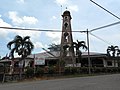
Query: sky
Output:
[[0, 0, 120, 58]]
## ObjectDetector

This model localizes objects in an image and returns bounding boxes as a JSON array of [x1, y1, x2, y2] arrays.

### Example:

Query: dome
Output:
[[63, 10, 71, 16]]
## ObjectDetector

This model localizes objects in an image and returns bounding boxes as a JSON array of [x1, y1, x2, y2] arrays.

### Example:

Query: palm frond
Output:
[[7, 35, 34, 59], [23, 36, 30, 41]]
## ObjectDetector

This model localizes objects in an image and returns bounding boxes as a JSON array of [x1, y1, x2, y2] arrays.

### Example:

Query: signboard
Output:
[[34, 57, 45, 65]]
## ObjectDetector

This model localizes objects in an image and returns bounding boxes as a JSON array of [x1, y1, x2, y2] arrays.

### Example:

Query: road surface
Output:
[[0, 74, 120, 90]]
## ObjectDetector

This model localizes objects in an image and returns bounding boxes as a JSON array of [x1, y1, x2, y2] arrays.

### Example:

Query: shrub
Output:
[[71, 67, 78, 74], [112, 67, 118, 73], [64, 67, 81, 74], [118, 67, 120, 73], [93, 67, 102, 73], [80, 67, 89, 74], [25, 67, 34, 78], [64, 67, 71, 75], [35, 67, 44, 77], [48, 66, 56, 74], [101, 67, 107, 73]]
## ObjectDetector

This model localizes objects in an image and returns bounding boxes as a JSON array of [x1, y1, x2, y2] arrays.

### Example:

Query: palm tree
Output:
[[107, 45, 119, 57], [7, 35, 34, 59], [117, 49, 120, 56], [107, 45, 120, 67], [7, 35, 34, 78], [73, 40, 87, 63]]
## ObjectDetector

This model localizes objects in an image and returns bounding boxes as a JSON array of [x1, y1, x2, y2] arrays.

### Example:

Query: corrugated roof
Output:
[[28, 51, 107, 59]]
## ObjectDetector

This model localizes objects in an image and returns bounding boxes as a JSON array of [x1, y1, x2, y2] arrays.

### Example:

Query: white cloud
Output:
[[52, 16, 57, 20], [22, 16, 38, 24], [0, 18, 12, 38], [46, 32, 61, 44], [55, 0, 68, 5], [50, 16, 57, 21], [12, 29, 40, 37], [16, 0, 25, 3], [11, 28, 41, 45], [68, 5, 79, 12], [8, 11, 38, 26], [55, 0, 79, 12], [0, 18, 11, 27], [7, 11, 40, 43], [34, 42, 44, 49], [8, 11, 22, 25]]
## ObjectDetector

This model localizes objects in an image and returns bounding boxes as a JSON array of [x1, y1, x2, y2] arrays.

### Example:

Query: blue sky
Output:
[[0, 0, 120, 58]]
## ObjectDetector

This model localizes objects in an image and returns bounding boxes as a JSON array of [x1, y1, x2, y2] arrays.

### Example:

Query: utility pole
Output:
[[86, 29, 91, 74], [33, 54, 36, 75]]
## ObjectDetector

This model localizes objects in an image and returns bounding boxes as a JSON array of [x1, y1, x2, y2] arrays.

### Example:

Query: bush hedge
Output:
[[48, 66, 56, 74], [25, 67, 34, 78], [35, 67, 44, 77], [25, 67, 120, 78], [64, 67, 120, 75]]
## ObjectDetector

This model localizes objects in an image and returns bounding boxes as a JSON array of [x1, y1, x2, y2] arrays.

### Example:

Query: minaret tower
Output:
[[60, 10, 75, 66]]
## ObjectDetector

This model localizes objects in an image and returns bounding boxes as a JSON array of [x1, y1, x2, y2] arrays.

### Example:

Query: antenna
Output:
[[61, 5, 63, 15], [66, 7, 68, 10], [60, 5, 63, 25]]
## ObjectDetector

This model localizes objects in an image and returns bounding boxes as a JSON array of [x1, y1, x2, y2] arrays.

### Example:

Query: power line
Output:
[[89, 0, 120, 32], [0, 26, 85, 32], [90, 32, 113, 45], [42, 48, 57, 58], [0, 21, 120, 34], [0, 27, 61, 32], [89, 21, 120, 32], [90, 0, 120, 20]]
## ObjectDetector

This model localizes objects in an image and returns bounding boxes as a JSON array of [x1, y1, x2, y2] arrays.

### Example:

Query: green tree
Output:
[[7, 35, 34, 78], [107, 45, 119, 57], [73, 40, 87, 63], [7, 35, 34, 60], [117, 49, 120, 56], [107, 45, 120, 67], [48, 43, 60, 51]]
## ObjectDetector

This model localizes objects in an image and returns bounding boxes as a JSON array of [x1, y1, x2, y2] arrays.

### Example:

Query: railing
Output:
[[0, 67, 10, 74], [0, 67, 24, 75]]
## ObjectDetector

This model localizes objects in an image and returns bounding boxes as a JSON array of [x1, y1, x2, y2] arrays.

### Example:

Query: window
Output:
[[64, 22, 68, 29], [14, 62, 19, 67], [64, 16, 68, 20], [107, 61, 112, 66]]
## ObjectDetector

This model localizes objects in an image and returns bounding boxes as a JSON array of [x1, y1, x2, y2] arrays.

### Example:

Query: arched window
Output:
[[64, 22, 68, 29], [64, 32, 69, 42], [64, 16, 68, 21]]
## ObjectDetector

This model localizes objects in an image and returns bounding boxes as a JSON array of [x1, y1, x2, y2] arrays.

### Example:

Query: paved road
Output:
[[0, 74, 120, 90]]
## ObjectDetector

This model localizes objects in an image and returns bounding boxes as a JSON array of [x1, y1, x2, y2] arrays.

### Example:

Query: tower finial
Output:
[[66, 7, 67, 10], [61, 5, 63, 15]]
